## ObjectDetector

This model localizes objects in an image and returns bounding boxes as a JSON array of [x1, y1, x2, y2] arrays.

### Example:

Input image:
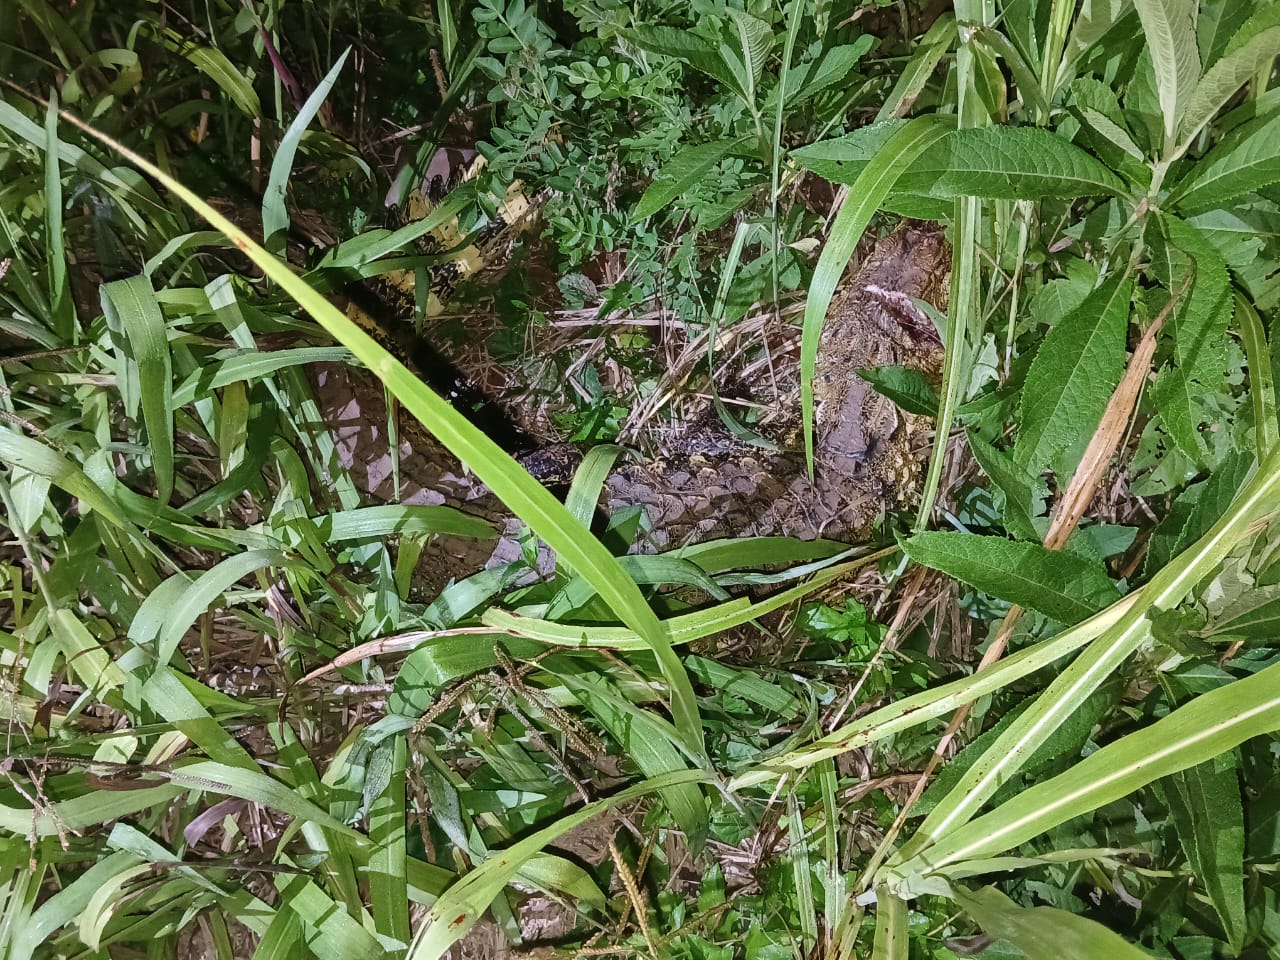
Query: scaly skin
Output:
[[311, 220, 950, 566]]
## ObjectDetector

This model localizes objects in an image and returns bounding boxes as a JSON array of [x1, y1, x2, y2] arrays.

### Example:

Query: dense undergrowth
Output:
[[2, 0, 1280, 957]]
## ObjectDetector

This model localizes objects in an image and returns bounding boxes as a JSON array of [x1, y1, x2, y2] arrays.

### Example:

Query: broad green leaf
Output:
[[800, 116, 953, 471], [101, 276, 175, 503], [1014, 273, 1132, 477], [1197, 0, 1256, 68], [888, 657, 1280, 893], [65, 114, 709, 764], [858, 365, 938, 417], [792, 126, 1126, 199], [1174, 108, 1280, 212], [1132, 0, 1200, 147], [903, 532, 1121, 624], [264, 49, 349, 242], [1207, 584, 1280, 639], [966, 433, 1047, 542], [1178, 26, 1280, 149], [1147, 217, 1232, 462], [906, 126, 1127, 198], [783, 39, 874, 106], [1162, 756, 1246, 952], [633, 136, 748, 220], [624, 26, 742, 94], [953, 886, 1155, 958], [727, 9, 773, 94], [406, 770, 709, 960]]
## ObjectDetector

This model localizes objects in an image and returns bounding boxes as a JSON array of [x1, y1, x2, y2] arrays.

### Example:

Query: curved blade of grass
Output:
[[1237, 289, 1278, 457], [101, 276, 174, 504], [170, 346, 351, 406], [564, 444, 627, 529], [890, 657, 1280, 894], [368, 735, 410, 958], [890, 443, 1280, 871], [728, 594, 1140, 790], [0, 428, 130, 529], [801, 115, 952, 475], [51, 104, 708, 764], [406, 770, 710, 960], [128, 549, 287, 666], [484, 550, 889, 651], [263, 49, 350, 243], [952, 886, 1155, 959], [43, 94, 73, 341]]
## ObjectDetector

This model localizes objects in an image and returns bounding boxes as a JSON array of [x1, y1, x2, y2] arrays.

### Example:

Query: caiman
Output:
[[310, 218, 949, 565]]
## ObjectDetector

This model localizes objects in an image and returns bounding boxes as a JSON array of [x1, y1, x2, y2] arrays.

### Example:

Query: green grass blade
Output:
[[952, 886, 1155, 958], [368, 735, 410, 959], [1237, 289, 1278, 457], [263, 49, 350, 243], [889, 443, 1280, 873], [53, 106, 709, 765], [406, 770, 710, 960], [42, 93, 73, 342], [101, 276, 175, 504], [890, 657, 1280, 892]]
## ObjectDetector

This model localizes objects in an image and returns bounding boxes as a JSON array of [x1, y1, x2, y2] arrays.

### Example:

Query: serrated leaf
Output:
[[727, 9, 772, 92], [1132, 0, 1200, 146], [966, 433, 1047, 542], [1162, 756, 1246, 952], [625, 26, 742, 94], [1178, 26, 1280, 148], [1198, 0, 1255, 68], [783, 38, 874, 106], [792, 125, 1126, 199], [633, 136, 748, 221], [1147, 217, 1232, 461], [953, 886, 1155, 959], [1062, 0, 1136, 85], [1174, 108, 1280, 212], [1014, 273, 1132, 477], [1144, 451, 1254, 577], [903, 532, 1121, 624], [858, 365, 938, 416]]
